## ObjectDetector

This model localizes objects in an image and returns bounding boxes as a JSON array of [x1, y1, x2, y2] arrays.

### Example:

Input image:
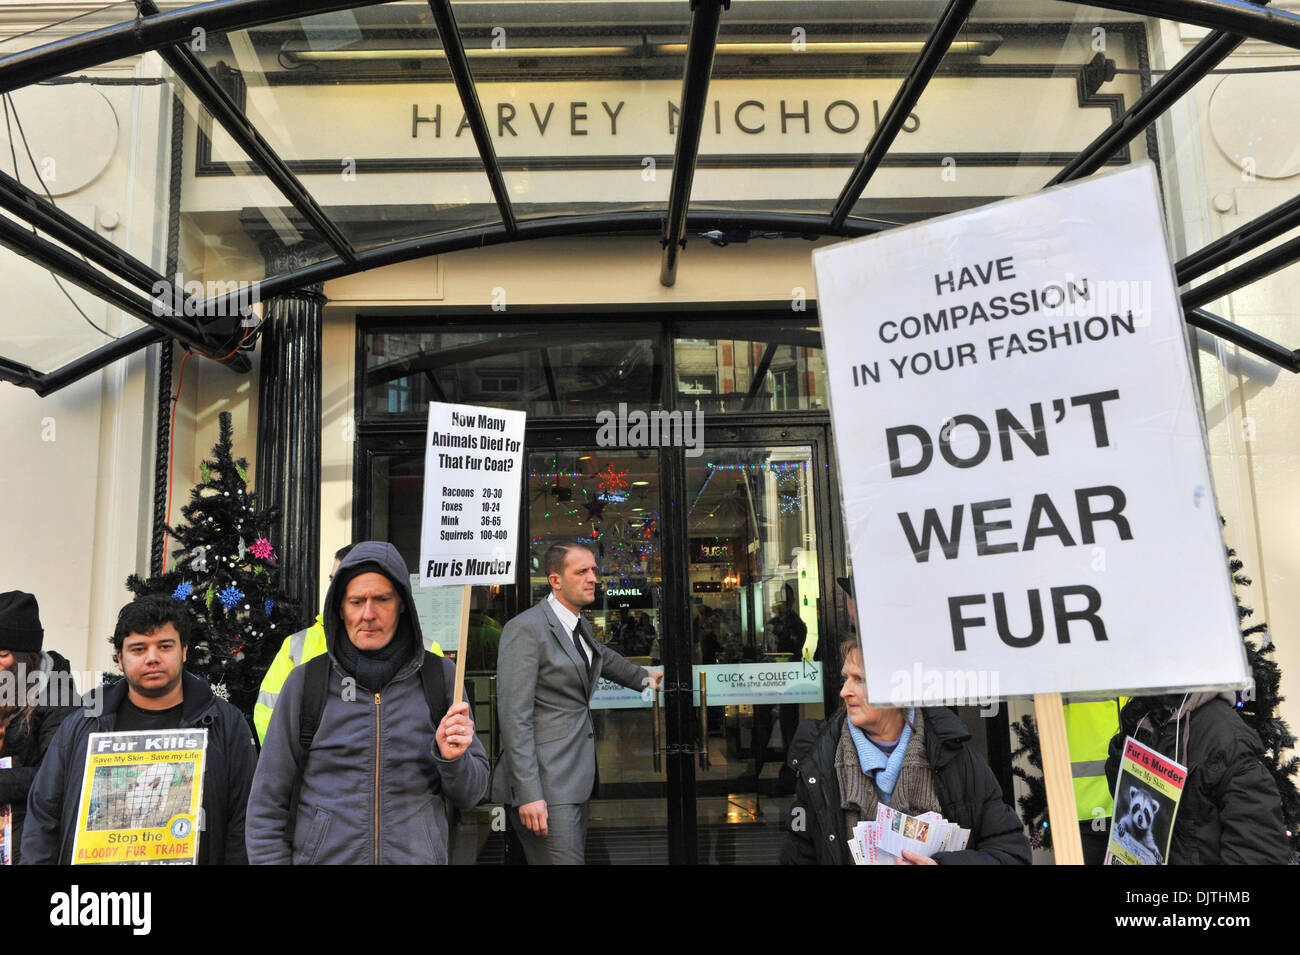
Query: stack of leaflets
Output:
[[848, 804, 970, 865]]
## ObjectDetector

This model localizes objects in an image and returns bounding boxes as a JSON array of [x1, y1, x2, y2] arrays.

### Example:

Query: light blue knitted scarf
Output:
[[846, 709, 915, 804]]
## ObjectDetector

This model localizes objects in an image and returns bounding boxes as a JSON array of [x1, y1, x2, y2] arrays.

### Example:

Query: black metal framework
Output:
[[0, 0, 1299, 394], [426, 0, 517, 234], [829, 0, 977, 230], [0, 208, 223, 356], [1048, 27, 1246, 185], [134, 0, 358, 265], [659, 0, 726, 287]]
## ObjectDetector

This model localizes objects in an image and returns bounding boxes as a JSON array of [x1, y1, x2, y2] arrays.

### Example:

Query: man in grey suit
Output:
[[492, 541, 662, 864]]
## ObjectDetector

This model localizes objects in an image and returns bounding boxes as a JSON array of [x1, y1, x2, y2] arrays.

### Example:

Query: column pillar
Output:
[[255, 240, 326, 618]]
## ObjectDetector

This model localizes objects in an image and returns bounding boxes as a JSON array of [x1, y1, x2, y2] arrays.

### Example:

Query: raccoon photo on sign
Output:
[[1111, 782, 1171, 865]]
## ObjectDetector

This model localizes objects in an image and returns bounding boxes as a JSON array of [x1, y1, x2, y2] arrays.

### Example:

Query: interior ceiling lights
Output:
[[280, 36, 1001, 62]]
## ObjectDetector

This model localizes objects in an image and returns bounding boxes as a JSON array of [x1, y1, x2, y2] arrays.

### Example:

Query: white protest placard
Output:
[[419, 402, 526, 588], [813, 161, 1249, 705]]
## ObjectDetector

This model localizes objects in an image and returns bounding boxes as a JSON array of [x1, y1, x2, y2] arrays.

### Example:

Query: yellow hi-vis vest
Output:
[[1062, 697, 1127, 822], [253, 613, 443, 744]]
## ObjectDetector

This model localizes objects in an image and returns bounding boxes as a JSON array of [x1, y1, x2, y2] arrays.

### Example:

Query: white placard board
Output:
[[813, 162, 1248, 706], [419, 402, 526, 587]]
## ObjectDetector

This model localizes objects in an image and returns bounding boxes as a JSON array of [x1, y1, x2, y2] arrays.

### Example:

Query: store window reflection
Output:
[[363, 327, 661, 419], [688, 446, 825, 863], [673, 324, 826, 414]]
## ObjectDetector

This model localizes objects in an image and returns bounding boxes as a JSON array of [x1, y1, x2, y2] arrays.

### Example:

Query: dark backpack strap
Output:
[[418, 651, 474, 712], [420, 653, 450, 798], [420, 651, 447, 720], [298, 654, 332, 754], [287, 654, 333, 847]]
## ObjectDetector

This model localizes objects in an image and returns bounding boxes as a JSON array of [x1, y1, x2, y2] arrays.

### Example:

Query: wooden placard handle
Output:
[[1033, 692, 1083, 865], [452, 584, 471, 705]]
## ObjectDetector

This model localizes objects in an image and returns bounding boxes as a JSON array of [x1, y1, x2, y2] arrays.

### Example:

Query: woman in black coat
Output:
[[782, 638, 1030, 865], [0, 592, 81, 864]]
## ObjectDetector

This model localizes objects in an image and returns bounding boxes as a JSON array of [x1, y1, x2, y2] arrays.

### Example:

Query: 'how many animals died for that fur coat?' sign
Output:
[[420, 402, 527, 587], [812, 162, 1248, 705]]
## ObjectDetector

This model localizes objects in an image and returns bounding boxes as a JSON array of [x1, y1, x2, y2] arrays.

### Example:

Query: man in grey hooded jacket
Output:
[[246, 541, 488, 864]]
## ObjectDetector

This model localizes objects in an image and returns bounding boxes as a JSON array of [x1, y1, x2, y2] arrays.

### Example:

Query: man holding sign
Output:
[[493, 542, 662, 864], [246, 542, 487, 864]]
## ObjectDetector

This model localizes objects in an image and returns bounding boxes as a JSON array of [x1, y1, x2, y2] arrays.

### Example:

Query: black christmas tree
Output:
[[1227, 545, 1300, 854], [126, 411, 303, 718], [1009, 714, 1051, 850]]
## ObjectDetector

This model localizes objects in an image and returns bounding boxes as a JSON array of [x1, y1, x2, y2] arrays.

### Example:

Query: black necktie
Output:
[[573, 621, 592, 678]]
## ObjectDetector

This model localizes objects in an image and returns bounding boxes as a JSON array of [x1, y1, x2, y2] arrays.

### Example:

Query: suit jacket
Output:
[[492, 599, 649, 806]]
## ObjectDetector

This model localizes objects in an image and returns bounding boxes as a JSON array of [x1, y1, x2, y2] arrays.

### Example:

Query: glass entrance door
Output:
[[355, 314, 854, 863], [526, 447, 669, 863], [684, 444, 829, 863]]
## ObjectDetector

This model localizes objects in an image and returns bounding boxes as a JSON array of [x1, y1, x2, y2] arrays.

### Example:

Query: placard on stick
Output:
[[419, 401, 526, 701], [813, 162, 1249, 708]]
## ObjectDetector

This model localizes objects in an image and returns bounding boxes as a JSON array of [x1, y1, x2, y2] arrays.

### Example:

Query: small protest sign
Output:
[[1105, 735, 1186, 865], [813, 161, 1248, 705], [71, 729, 208, 864], [419, 402, 526, 587]]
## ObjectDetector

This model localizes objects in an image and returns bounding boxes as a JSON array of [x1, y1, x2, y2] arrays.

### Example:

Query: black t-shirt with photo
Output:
[[114, 697, 184, 732]]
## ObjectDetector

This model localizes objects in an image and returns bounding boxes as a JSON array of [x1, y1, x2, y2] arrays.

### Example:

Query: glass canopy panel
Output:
[[689, 0, 909, 219], [0, 47, 337, 323], [1146, 35, 1300, 276], [0, 211, 146, 373], [189, 3, 502, 253], [449, 0, 692, 221], [855, 0, 1154, 214], [0, 1, 145, 59]]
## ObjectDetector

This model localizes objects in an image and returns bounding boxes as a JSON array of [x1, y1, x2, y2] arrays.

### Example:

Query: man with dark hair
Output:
[[493, 541, 662, 864], [22, 594, 257, 864], [253, 544, 445, 743]]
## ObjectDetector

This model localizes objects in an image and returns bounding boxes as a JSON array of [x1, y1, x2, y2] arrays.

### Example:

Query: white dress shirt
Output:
[[547, 592, 591, 666]]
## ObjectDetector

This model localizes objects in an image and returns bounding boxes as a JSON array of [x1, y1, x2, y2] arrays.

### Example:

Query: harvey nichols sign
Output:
[[205, 76, 1114, 168]]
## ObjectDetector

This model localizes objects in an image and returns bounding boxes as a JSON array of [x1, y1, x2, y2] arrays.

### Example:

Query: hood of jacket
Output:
[[320, 541, 424, 669]]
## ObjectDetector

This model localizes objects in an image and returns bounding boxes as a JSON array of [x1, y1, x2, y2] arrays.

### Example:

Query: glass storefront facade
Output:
[[1, 0, 1297, 870], [354, 311, 1010, 863]]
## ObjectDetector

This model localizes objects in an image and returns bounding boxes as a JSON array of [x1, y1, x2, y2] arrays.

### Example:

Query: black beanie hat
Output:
[[0, 591, 44, 652]]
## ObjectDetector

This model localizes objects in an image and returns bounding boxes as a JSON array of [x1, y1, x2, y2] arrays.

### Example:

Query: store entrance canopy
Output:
[[0, 0, 1297, 395]]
